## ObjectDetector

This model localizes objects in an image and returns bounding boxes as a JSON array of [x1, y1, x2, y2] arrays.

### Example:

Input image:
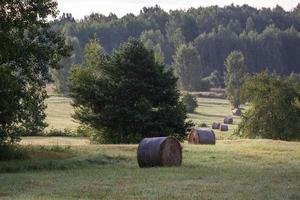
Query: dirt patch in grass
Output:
[[0, 192, 9, 197]]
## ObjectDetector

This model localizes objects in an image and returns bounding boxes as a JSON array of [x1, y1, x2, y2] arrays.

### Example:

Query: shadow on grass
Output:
[[193, 112, 226, 119], [200, 101, 229, 106], [0, 154, 129, 173]]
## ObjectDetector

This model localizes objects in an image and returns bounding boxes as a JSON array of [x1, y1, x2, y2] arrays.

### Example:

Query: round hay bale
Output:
[[188, 128, 216, 145], [220, 124, 229, 131], [232, 108, 242, 116], [224, 116, 233, 124], [137, 137, 182, 168], [212, 122, 221, 129]]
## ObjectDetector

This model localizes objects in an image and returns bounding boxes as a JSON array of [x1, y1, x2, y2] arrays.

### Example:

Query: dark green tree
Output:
[[69, 39, 191, 143], [238, 72, 300, 140], [0, 0, 70, 144], [224, 51, 247, 108]]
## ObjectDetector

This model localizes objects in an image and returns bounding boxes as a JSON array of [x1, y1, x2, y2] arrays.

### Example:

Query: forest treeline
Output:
[[52, 4, 300, 92]]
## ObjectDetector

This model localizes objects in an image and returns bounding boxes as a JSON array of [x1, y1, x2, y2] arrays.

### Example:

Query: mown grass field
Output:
[[45, 97, 78, 131], [0, 96, 299, 199], [1, 138, 300, 199]]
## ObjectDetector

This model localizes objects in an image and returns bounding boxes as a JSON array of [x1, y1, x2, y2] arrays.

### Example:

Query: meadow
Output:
[[0, 96, 299, 200]]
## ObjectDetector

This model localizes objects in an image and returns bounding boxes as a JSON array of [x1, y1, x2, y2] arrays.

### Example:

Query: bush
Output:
[[197, 77, 212, 91], [199, 123, 208, 127], [45, 128, 87, 137], [182, 94, 198, 113], [76, 125, 96, 137], [0, 144, 29, 161]]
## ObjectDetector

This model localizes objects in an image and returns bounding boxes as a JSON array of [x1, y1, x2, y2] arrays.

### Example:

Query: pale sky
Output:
[[57, 0, 299, 19]]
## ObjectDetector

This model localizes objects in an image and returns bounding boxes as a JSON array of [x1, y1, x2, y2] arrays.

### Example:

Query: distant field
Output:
[[189, 97, 243, 139], [45, 96, 242, 139], [0, 138, 299, 199], [45, 96, 78, 131]]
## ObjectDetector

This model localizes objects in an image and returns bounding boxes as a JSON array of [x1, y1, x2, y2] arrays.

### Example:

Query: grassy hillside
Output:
[[0, 138, 299, 199]]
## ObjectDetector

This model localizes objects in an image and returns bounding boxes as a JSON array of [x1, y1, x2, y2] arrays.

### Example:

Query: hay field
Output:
[[0, 138, 300, 199], [45, 96, 78, 131], [1, 97, 299, 199]]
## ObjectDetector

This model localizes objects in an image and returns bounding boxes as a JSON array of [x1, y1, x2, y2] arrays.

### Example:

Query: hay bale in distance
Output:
[[232, 108, 242, 116], [224, 116, 233, 124], [220, 124, 229, 131], [137, 137, 182, 168], [212, 122, 221, 129], [188, 128, 216, 145]]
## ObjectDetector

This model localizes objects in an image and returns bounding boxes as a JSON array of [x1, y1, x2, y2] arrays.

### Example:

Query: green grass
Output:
[[0, 138, 300, 199], [188, 97, 244, 139], [1, 97, 298, 199]]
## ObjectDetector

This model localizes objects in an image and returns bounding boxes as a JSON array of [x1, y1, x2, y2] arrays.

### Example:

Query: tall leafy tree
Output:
[[245, 17, 255, 32], [69, 39, 191, 143], [224, 51, 247, 108], [52, 36, 81, 94], [140, 30, 168, 64], [172, 44, 203, 91], [238, 72, 300, 140], [82, 37, 106, 68], [0, 0, 70, 144]]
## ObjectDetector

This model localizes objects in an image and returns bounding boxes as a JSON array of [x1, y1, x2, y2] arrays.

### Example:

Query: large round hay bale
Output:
[[224, 116, 233, 124], [220, 124, 229, 131], [212, 122, 221, 129], [188, 128, 216, 145], [137, 137, 182, 168], [232, 108, 242, 116]]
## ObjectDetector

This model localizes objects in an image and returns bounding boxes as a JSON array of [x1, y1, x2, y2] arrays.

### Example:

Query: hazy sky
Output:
[[57, 0, 299, 19]]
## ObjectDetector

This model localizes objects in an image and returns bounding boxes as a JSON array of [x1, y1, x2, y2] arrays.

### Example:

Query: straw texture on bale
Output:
[[188, 128, 216, 145], [212, 122, 221, 129], [220, 124, 229, 131], [224, 116, 233, 124], [137, 137, 182, 168], [232, 108, 242, 116]]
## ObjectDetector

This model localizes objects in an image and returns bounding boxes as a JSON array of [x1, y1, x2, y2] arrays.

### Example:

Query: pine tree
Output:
[[69, 39, 191, 143]]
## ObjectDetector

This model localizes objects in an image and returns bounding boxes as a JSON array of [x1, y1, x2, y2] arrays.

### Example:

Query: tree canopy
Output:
[[238, 72, 300, 140], [52, 4, 300, 93], [0, 0, 70, 144], [224, 51, 247, 108]]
